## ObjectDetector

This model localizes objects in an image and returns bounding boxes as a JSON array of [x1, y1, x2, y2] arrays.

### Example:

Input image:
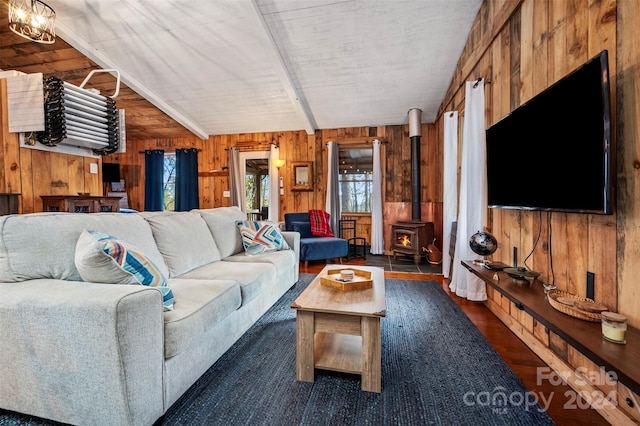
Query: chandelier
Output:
[[8, 0, 56, 44]]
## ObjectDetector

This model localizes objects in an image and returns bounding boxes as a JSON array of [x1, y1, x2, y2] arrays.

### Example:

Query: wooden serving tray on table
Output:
[[320, 268, 373, 291]]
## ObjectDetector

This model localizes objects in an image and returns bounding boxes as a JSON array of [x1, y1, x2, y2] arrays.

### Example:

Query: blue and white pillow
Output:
[[235, 220, 290, 256], [75, 230, 174, 310]]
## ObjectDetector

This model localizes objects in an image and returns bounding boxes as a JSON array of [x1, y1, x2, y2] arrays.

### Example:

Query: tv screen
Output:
[[485, 50, 612, 214]]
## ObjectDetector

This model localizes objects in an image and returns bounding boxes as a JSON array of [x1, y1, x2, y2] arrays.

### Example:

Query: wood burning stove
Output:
[[391, 221, 434, 265], [389, 109, 434, 265]]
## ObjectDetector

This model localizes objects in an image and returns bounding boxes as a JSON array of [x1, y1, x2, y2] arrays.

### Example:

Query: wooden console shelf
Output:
[[41, 195, 122, 213], [462, 260, 640, 396]]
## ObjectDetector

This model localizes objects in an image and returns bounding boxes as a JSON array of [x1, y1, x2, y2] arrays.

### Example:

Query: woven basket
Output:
[[547, 290, 602, 322]]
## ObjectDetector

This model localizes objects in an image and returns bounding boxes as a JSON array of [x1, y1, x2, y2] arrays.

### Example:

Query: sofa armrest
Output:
[[0, 279, 165, 426], [282, 231, 300, 282]]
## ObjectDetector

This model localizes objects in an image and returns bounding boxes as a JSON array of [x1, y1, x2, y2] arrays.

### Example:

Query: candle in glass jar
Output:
[[601, 312, 627, 344]]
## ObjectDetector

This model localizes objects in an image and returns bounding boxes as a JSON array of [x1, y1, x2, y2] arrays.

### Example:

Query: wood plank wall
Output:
[[105, 124, 443, 254], [438, 0, 639, 326]]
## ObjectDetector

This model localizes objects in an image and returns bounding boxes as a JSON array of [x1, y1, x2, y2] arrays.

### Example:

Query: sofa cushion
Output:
[[224, 249, 297, 279], [163, 278, 241, 358], [195, 207, 246, 259], [309, 209, 335, 237], [177, 261, 276, 306], [0, 212, 168, 282], [142, 212, 221, 277], [291, 221, 314, 238], [299, 237, 348, 261], [235, 220, 290, 255], [75, 230, 174, 310]]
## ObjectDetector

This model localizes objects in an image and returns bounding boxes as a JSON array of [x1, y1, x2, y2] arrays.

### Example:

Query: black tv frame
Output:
[[485, 50, 612, 215]]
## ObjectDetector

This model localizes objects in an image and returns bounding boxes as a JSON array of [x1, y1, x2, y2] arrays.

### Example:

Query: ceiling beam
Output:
[[53, 21, 210, 141], [247, 0, 317, 135]]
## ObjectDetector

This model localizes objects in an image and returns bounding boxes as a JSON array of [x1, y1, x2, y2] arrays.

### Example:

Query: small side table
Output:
[[348, 237, 367, 261]]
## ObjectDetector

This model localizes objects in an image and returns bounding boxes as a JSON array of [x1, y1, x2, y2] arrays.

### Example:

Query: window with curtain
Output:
[[144, 149, 165, 211], [163, 153, 176, 211], [175, 148, 199, 211], [338, 147, 373, 213], [144, 149, 198, 212]]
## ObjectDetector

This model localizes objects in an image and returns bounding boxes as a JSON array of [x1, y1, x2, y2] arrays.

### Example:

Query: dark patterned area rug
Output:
[[0, 274, 553, 426]]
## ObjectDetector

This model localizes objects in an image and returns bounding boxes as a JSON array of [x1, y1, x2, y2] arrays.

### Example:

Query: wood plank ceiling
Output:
[[0, 0, 482, 141]]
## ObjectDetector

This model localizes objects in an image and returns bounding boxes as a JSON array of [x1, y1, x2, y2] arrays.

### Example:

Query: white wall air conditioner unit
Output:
[[37, 71, 121, 155]]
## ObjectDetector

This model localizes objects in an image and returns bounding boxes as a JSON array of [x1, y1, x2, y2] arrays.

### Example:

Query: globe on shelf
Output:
[[469, 231, 498, 256]]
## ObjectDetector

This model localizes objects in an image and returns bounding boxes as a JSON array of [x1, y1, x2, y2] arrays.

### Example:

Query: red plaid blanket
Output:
[[309, 209, 334, 237]]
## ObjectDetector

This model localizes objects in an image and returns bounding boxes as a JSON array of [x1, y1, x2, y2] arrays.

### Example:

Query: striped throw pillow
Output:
[[75, 230, 174, 310], [235, 220, 290, 256]]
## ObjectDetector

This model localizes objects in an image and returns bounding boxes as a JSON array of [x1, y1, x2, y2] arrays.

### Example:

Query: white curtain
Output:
[[268, 144, 280, 222], [450, 79, 487, 301], [370, 139, 384, 254], [228, 147, 242, 208], [443, 111, 458, 278], [325, 141, 340, 234]]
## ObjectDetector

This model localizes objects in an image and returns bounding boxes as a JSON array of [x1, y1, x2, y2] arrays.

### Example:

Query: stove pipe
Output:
[[408, 108, 422, 221]]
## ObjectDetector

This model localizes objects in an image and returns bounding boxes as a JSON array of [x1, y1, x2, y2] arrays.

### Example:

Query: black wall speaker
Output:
[[586, 272, 595, 300]]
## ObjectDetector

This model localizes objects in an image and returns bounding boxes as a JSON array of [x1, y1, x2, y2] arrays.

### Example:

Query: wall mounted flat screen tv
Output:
[[485, 50, 612, 214]]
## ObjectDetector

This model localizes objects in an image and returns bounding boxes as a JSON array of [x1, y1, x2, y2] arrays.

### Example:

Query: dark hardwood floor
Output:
[[300, 260, 609, 425]]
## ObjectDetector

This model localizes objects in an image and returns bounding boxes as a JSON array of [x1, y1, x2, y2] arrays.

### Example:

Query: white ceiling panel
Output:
[[45, 0, 482, 138]]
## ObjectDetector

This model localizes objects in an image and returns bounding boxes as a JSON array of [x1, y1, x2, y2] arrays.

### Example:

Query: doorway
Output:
[[239, 151, 270, 221]]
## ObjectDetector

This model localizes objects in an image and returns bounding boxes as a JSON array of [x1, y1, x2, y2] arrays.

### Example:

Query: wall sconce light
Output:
[[8, 0, 56, 44], [272, 158, 285, 169]]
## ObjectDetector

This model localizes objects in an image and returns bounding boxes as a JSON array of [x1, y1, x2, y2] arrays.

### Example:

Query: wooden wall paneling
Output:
[[519, 0, 535, 104], [198, 137, 213, 209], [31, 149, 51, 212], [548, 212, 566, 290], [548, 0, 568, 81], [50, 152, 71, 196], [564, 214, 588, 295], [589, 215, 618, 310], [309, 131, 321, 213], [385, 126, 400, 203], [214, 135, 228, 208], [566, 0, 590, 70], [0, 81, 20, 195], [509, 8, 522, 110], [18, 148, 33, 213], [531, 212, 550, 282], [617, 0, 640, 325], [400, 125, 411, 204], [531, 0, 549, 93], [72, 156, 87, 195]]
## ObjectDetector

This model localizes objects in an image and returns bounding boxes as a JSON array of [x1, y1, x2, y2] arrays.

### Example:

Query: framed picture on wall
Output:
[[291, 161, 313, 191]]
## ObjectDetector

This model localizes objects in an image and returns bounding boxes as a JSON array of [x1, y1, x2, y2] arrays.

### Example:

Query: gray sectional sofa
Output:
[[0, 206, 300, 426]]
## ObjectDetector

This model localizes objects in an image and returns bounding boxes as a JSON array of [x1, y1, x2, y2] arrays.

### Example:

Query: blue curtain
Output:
[[175, 148, 199, 211], [144, 149, 165, 211]]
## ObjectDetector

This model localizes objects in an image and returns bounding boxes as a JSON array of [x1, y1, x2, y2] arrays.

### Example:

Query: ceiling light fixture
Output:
[[8, 0, 56, 44]]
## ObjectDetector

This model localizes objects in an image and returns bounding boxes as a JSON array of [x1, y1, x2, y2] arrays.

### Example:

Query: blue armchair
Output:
[[284, 212, 348, 267]]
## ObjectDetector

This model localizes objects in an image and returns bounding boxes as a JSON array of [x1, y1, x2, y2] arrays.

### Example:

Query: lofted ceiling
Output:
[[0, 0, 482, 140]]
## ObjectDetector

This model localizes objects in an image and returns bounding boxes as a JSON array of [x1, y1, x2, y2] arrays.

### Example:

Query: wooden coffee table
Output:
[[291, 265, 386, 392]]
